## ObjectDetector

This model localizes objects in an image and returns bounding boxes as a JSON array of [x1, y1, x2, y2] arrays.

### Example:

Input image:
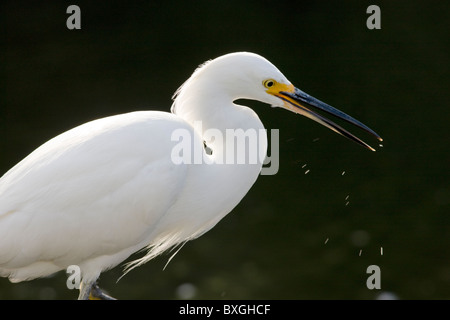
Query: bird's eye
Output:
[[263, 79, 276, 89]]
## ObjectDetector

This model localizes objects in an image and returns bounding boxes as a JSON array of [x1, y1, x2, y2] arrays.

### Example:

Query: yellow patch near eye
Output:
[[265, 81, 295, 95]]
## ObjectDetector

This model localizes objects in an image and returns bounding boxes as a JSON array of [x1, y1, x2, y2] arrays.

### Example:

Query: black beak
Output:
[[278, 87, 382, 151]]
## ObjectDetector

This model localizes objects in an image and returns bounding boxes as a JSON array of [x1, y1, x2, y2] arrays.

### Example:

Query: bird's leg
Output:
[[78, 280, 94, 300], [89, 283, 117, 300], [78, 280, 116, 300]]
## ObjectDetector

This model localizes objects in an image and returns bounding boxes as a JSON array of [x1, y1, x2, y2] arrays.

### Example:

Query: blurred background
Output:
[[0, 0, 448, 299]]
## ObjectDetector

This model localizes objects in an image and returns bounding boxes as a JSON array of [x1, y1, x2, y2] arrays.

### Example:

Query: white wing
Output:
[[0, 111, 190, 282]]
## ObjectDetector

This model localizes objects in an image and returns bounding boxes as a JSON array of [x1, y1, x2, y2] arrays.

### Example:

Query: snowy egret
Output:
[[0, 52, 382, 299]]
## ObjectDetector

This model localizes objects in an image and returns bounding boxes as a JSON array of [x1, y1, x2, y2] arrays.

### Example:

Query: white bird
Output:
[[0, 52, 382, 299]]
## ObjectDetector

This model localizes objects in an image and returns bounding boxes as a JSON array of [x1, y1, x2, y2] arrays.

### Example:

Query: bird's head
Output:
[[173, 52, 382, 150]]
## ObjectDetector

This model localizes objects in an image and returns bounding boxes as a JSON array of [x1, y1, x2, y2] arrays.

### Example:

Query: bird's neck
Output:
[[172, 79, 267, 163], [169, 80, 268, 232]]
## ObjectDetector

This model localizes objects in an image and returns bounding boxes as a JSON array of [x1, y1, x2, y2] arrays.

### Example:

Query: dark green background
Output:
[[0, 1, 448, 299]]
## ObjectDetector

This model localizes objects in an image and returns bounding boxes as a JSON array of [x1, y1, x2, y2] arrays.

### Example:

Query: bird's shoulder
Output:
[[0, 111, 193, 199]]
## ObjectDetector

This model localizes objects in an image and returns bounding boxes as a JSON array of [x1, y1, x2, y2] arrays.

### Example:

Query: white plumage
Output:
[[0, 52, 380, 299]]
